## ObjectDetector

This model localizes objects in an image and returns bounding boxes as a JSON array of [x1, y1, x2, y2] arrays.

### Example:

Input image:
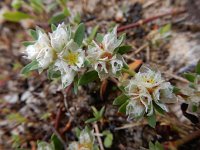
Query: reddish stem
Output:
[[54, 107, 62, 130], [117, 9, 186, 33]]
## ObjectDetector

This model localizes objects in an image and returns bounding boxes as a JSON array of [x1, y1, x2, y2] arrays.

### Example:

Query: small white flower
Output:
[[125, 66, 176, 120], [54, 40, 85, 87], [26, 44, 38, 60], [68, 129, 94, 150], [37, 47, 54, 69], [102, 26, 122, 52], [49, 23, 71, 52], [25, 30, 54, 69], [79, 129, 94, 145], [87, 26, 124, 79], [126, 100, 145, 120], [54, 60, 75, 87]]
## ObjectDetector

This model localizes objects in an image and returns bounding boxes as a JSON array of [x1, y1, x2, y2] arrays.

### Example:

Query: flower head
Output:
[[24, 23, 85, 88], [25, 30, 54, 69], [87, 26, 124, 79], [54, 40, 84, 87], [68, 128, 94, 150], [125, 66, 176, 120]]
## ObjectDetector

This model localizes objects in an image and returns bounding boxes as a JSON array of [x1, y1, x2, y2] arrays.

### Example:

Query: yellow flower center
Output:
[[64, 51, 79, 65], [143, 76, 155, 84], [79, 143, 93, 150]]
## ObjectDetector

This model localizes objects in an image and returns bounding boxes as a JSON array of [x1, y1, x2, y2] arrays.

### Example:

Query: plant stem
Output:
[[117, 9, 186, 32], [121, 68, 136, 76]]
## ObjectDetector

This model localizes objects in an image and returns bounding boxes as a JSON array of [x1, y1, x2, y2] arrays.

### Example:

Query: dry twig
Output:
[[93, 123, 104, 150]]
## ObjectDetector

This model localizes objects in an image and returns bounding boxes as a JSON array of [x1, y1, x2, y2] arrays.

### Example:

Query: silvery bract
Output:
[[87, 26, 124, 79], [68, 129, 94, 150], [25, 30, 54, 69], [68, 142, 79, 150], [49, 23, 71, 52], [54, 40, 84, 88], [125, 66, 176, 120]]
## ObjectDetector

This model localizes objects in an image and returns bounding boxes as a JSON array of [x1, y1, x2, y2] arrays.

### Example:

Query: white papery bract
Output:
[[125, 66, 176, 120], [87, 26, 124, 79], [68, 129, 94, 150], [26, 30, 54, 69], [68, 142, 79, 150], [49, 23, 71, 52]]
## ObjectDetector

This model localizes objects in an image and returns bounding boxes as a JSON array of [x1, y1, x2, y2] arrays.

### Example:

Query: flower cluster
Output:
[[24, 23, 125, 87], [25, 23, 84, 87], [68, 129, 95, 150], [87, 26, 124, 80], [125, 66, 176, 120]]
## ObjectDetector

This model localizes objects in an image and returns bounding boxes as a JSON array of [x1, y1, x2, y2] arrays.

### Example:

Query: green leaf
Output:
[[116, 45, 132, 55], [74, 23, 85, 46], [159, 24, 171, 35], [95, 33, 104, 43], [22, 41, 35, 47], [51, 24, 57, 31], [172, 86, 181, 94], [51, 134, 64, 150], [192, 104, 198, 112], [113, 94, 129, 106], [195, 60, 200, 75], [21, 60, 39, 75], [85, 118, 98, 124], [118, 101, 128, 113], [103, 132, 113, 148], [74, 127, 81, 138], [155, 141, 164, 150], [184, 73, 196, 83], [153, 102, 165, 115], [47, 68, 61, 79], [63, 7, 70, 16], [91, 106, 99, 118], [30, 0, 44, 13], [78, 70, 98, 85], [29, 29, 38, 40], [57, 0, 68, 8], [118, 86, 126, 93], [118, 33, 126, 43], [86, 25, 99, 44], [40, 112, 51, 120], [11, 0, 22, 9], [73, 75, 79, 95], [147, 112, 156, 128], [12, 134, 21, 148], [48, 12, 66, 24], [73, 13, 81, 24], [3, 11, 32, 22], [149, 141, 155, 150], [99, 106, 105, 117], [7, 113, 27, 124]]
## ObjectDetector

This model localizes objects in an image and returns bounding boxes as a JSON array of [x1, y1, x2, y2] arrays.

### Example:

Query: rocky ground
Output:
[[0, 0, 200, 149]]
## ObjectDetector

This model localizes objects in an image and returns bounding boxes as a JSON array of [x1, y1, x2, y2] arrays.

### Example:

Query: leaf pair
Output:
[[113, 94, 129, 113], [85, 106, 105, 123]]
